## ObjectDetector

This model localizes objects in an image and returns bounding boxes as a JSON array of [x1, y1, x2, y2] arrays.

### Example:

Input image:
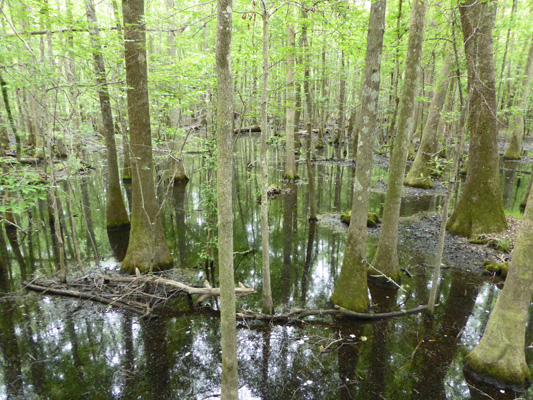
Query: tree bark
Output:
[[330, 0, 386, 312], [121, 0, 173, 273], [260, 1, 273, 315], [404, 56, 452, 188], [447, 0, 507, 237], [0, 72, 22, 161], [216, 0, 239, 396], [85, 0, 130, 229], [464, 161, 533, 388], [371, 0, 427, 282], [284, 7, 298, 181]]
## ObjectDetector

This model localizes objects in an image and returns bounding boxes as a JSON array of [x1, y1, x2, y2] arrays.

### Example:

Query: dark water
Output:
[[0, 137, 531, 399]]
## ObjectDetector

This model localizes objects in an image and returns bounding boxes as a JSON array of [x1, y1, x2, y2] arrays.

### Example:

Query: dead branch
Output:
[[23, 281, 148, 315], [236, 304, 428, 322], [101, 275, 255, 304]]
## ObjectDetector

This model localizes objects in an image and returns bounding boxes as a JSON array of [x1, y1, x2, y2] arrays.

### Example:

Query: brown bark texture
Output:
[[330, 0, 386, 312], [371, 0, 426, 281], [216, 0, 239, 397], [447, 0, 507, 237], [86, 0, 130, 229], [121, 0, 173, 273]]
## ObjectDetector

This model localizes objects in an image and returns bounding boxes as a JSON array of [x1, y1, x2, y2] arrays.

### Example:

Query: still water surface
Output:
[[0, 137, 531, 399]]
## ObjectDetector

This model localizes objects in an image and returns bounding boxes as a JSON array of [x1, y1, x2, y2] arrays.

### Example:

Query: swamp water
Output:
[[0, 136, 532, 399]]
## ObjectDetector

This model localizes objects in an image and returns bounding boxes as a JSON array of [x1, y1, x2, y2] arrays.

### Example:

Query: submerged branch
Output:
[[236, 304, 428, 322]]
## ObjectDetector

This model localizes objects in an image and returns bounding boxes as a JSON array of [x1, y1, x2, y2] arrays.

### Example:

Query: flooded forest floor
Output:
[[1, 132, 532, 399]]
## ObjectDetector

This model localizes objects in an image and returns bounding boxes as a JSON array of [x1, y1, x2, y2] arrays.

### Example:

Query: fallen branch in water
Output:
[[236, 304, 428, 322], [100, 275, 255, 304], [23, 281, 149, 315], [22, 274, 256, 316]]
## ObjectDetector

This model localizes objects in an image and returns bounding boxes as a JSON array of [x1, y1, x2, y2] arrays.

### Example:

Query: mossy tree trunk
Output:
[[464, 163, 533, 388], [520, 173, 533, 212], [85, 0, 130, 230], [330, 0, 386, 312], [216, 0, 239, 396], [404, 56, 451, 189], [284, 7, 298, 181], [446, 0, 507, 237], [503, 37, 533, 160], [371, 0, 427, 282], [121, 0, 173, 274]]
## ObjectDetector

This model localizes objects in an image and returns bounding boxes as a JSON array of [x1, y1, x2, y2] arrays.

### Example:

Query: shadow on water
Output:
[[2, 136, 533, 398]]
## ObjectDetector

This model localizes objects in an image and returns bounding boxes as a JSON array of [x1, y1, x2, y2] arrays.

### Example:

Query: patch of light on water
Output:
[[460, 283, 496, 350], [444, 355, 471, 398]]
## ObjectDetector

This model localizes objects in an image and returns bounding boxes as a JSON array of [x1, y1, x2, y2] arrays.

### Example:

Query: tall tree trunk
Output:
[[301, 8, 317, 220], [260, 1, 273, 314], [121, 0, 173, 273], [317, 38, 327, 150], [0, 72, 22, 161], [503, 37, 533, 160], [335, 51, 346, 159], [371, 0, 427, 282], [216, 0, 239, 397], [301, 8, 314, 161], [284, 7, 298, 181], [330, 0, 387, 312], [404, 56, 452, 188], [447, 0, 507, 237], [111, 0, 132, 182], [85, 0, 130, 230]]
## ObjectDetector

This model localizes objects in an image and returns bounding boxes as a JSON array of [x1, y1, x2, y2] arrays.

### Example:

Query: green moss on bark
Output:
[[340, 210, 380, 227], [503, 135, 522, 160]]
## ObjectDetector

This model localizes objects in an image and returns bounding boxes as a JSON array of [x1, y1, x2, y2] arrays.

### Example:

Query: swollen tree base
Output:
[[446, 192, 507, 237], [282, 173, 300, 181], [502, 136, 522, 160]]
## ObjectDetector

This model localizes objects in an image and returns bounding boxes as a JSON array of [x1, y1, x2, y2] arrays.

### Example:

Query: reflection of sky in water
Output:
[[1, 137, 531, 398]]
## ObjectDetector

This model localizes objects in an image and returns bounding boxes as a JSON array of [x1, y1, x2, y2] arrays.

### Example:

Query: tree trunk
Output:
[[216, 0, 239, 396], [301, 8, 316, 220], [284, 7, 298, 181], [0, 72, 22, 161], [301, 8, 314, 161], [447, 0, 507, 237], [404, 56, 452, 188], [317, 39, 327, 149], [121, 0, 173, 273], [371, 0, 427, 282], [464, 165, 533, 387], [503, 37, 533, 160], [335, 51, 346, 159], [330, 0, 386, 312], [85, 0, 130, 230], [260, 2, 273, 315]]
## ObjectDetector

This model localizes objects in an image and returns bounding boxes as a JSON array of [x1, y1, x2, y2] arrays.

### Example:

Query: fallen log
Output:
[[234, 125, 261, 134], [236, 304, 428, 322]]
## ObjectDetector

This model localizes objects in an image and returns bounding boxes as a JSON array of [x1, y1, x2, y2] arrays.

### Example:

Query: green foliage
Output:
[[0, 163, 48, 215]]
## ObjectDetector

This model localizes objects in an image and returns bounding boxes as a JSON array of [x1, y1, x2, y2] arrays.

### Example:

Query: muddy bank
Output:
[[319, 211, 510, 275]]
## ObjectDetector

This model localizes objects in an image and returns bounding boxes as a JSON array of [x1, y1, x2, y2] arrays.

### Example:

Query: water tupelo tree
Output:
[[446, 0, 507, 237]]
